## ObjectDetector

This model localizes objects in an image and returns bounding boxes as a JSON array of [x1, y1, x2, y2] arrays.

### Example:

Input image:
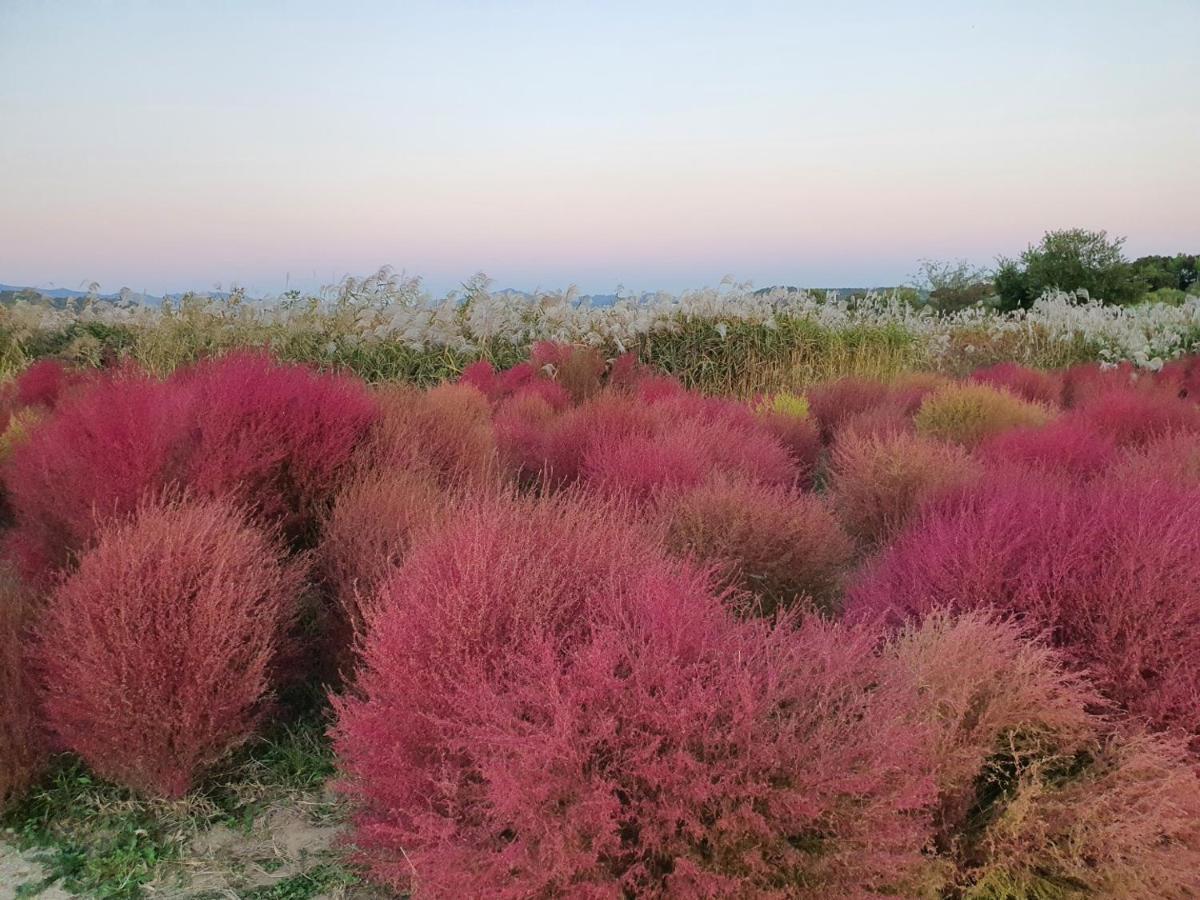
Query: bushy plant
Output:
[[318, 469, 445, 658], [976, 419, 1118, 481], [2, 370, 195, 582], [752, 393, 821, 487], [13, 359, 80, 409], [1112, 431, 1200, 486], [1069, 387, 1200, 447], [177, 352, 378, 539], [961, 731, 1200, 897], [847, 477, 1200, 739], [0, 568, 43, 810], [333, 495, 937, 896], [969, 361, 1062, 406], [663, 476, 853, 614], [36, 497, 303, 798], [806, 376, 892, 439], [829, 429, 981, 546], [358, 382, 497, 488], [914, 383, 1051, 448]]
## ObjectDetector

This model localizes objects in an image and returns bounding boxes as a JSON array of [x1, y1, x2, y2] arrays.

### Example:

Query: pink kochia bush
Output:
[[828, 429, 982, 546], [976, 419, 1118, 481], [333, 495, 936, 897], [968, 361, 1062, 406], [176, 352, 378, 537], [0, 568, 43, 810], [848, 477, 1200, 740], [2, 353, 377, 584], [1068, 387, 1200, 448], [37, 497, 303, 798], [664, 476, 853, 614], [2, 371, 194, 581]]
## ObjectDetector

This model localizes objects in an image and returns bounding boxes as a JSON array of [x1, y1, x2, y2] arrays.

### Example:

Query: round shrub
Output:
[[1069, 388, 1200, 447], [976, 419, 1118, 481], [829, 429, 981, 546], [0, 568, 43, 810], [333, 495, 936, 897], [1112, 431, 1200, 486], [968, 362, 1062, 406], [2, 371, 195, 582], [753, 394, 821, 487], [361, 383, 497, 488], [887, 372, 953, 415], [914, 383, 1051, 448], [664, 476, 853, 614], [177, 352, 379, 538], [806, 376, 892, 440], [37, 497, 303, 798], [319, 469, 445, 656], [847, 477, 1200, 739]]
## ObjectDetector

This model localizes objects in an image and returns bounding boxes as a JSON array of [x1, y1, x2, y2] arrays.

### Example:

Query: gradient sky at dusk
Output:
[[2, 0, 1197, 296]]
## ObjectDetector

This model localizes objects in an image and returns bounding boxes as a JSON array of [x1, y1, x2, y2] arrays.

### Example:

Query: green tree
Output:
[[994, 229, 1146, 310]]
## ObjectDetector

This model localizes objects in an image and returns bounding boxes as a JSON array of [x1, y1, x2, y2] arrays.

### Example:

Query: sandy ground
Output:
[[0, 799, 385, 899], [0, 840, 71, 900]]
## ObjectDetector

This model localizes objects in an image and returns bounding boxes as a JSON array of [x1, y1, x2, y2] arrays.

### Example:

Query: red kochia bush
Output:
[[37, 498, 302, 798], [847, 478, 1200, 739], [806, 376, 892, 440], [358, 383, 497, 488], [976, 419, 1118, 481], [14, 359, 81, 410], [333, 496, 936, 897], [177, 352, 378, 537], [664, 476, 853, 614], [2, 372, 194, 582], [969, 361, 1062, 406], [829, 429, 982, 546], [1113, 431, 1200, 486], [0, 569, 43, 810], [318, 470, 445, 658], [1069, 387, 1200, 447]]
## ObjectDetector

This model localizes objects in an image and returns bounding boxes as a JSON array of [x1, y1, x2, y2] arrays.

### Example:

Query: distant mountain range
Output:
[[2, 283, 898, 308]]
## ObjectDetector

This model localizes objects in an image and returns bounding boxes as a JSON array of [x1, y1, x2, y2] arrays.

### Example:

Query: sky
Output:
[[1, 0, 1197, 297]]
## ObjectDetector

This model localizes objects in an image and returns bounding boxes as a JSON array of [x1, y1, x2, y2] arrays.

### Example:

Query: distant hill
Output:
[[0, 284, 235, 308]]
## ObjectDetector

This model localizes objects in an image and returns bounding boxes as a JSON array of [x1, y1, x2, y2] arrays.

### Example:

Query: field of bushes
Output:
[[4, 310, 1200, 896]]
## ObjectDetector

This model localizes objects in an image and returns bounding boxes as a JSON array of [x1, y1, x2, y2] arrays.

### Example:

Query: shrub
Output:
[[914, 383, 1051, 448], [359, 382, 497, 488], [664, 476, 853, 614], [976, 419, 1118, 481], [885, 612, 1099, 841], [847, 477, 1200, 739], [0, 568, 43, 810], [1060, 361, 1139, 407], [960, 730, 1200, 897], [37, 497, 302, 798], [969, 361, 1062, 406], [333, 495, 937, 896], [832, 403, 916, 444], [829, 430, 981, 546], [806, 376, 892, 440], [753, 393, 821, 487], [583, 415, 796, 501], [318, 469, 445, 657], [1070, 388, 1200, 447], [178, 352, 378, 539], [1112, 431, 1200, 486], [888, 371, 953, 414], [2, 371, 195, 582], [529, 341, 608, 402], [14, 359, 79, 409]]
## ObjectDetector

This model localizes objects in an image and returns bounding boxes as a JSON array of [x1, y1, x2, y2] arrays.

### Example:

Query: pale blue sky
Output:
[[1, 0, 1197, 295]]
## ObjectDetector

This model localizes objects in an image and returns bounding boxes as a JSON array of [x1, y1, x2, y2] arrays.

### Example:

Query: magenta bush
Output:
[[969, 361, 1062, 406], [177, 352, 378, 537], [333, 495, 936, 896], [976, 419, 1118, 480], [37, 497, 303, 797], [2, 371, 195, 582], [847, 477, 1200, 739], [1069, 387, 1200, 447]]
